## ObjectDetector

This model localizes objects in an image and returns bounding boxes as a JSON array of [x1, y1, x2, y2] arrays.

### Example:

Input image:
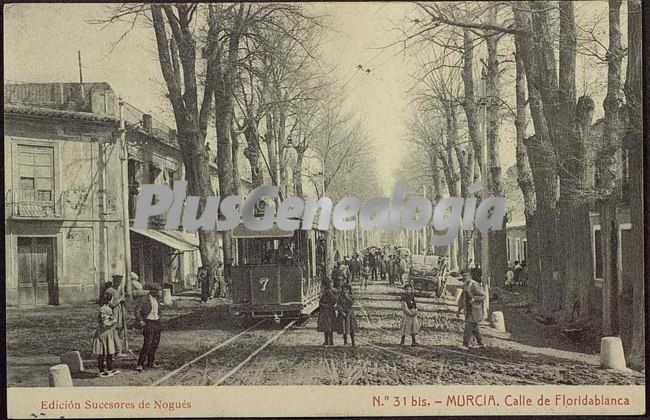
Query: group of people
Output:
[[330, 249, 410, 291], [318, 251, 491, 350], [505, 260, 527, 289], [316, 278, 423, 347], [92, 272, 165, 378], [197, 258, 234, 303]]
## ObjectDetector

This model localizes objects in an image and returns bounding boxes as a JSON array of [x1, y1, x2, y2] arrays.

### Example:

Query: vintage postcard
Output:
[[4, 1, 646, 418]]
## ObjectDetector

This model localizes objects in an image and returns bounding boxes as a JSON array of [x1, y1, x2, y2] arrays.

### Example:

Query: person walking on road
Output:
[[400, 284, 420, 346], [317, 278, 338, 346], [336, 284, 358, 347], [135, 283, 164, 371], [457, 268, 487, 349]]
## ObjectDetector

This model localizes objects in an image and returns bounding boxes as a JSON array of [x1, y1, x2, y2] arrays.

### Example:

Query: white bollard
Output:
[[49, 364, 74, 387], [600, 337, 627, 370], [490, 311, 506, 332], [60, 351, 84, 373], [162, 288, 173, 305]]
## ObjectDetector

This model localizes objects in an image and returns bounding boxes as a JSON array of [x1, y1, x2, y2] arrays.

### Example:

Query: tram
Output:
[[229, 219, 328, 320]]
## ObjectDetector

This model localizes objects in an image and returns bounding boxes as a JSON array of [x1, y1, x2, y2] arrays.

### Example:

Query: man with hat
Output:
[[457, 268, 486, 348], [134, 282, 164, 371]]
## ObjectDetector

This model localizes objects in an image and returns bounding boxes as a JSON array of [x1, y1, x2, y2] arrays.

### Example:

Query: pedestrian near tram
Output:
[[317, 278, 338, 346], [336, 284, 358, 346]]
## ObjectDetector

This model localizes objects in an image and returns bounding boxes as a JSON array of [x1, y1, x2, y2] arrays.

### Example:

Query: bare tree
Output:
[[596, 0, 624, 336], [623, 0, 644, 370], [149, 4, 222, 275]]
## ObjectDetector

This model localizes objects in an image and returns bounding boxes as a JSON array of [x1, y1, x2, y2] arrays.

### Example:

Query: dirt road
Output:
[[7, 282, 644, 387]]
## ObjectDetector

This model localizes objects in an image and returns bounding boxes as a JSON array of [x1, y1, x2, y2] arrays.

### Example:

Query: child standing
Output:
[[361, 262, 371, 290], [400, 284, 421, 346], [316, 278, 338, 346], [336, 284, 359, 346], [92, 294, 120, 378]]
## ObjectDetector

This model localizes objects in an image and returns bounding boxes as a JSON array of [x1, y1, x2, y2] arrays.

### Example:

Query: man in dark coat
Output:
[[135, 283, 163, 371], [317, 278, 338, 346], [198, 266, 209, 303], [368, 252, 378, 282]]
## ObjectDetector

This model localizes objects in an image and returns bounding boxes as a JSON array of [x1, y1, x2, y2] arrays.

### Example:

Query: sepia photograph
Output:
[[3, 1, 646, 417]]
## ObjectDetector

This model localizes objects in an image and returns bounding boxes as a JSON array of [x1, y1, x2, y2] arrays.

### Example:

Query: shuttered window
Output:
[[18, 145, 54, 203]]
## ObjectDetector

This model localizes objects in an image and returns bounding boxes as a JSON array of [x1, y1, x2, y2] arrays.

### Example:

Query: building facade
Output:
[[4, 82, 205, 306]]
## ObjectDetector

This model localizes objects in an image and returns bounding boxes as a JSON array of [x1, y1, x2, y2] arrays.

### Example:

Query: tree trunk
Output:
[[513, 3, 562, 317], [231, 127, 241, 195], [624, 0, 644, 371], [561, 96, 595, 322], [150, 5, 220, 273], [598, 0, 624, 336], [294, 146, 305, 198], [554, 2, 595, 323], [513, 42, 540, 295], [461, 28, 482, 174], [265, 114, 280, 187], [484, 13, 507, 288], [243, 123, 264, 189]]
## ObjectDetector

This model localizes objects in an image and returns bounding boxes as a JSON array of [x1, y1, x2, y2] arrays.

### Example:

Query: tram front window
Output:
[[238, 237, 301, 266]]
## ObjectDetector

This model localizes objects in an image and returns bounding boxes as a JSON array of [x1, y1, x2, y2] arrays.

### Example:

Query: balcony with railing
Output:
[[6, 189, 65, 220]]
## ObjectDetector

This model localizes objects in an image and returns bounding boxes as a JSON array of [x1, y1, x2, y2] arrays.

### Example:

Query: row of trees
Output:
[[398, 1, 643, 369], [100, 4, 382, 289]]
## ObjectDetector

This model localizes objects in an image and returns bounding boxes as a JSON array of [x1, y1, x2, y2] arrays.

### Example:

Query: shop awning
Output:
[[130, 228, 198, 253]]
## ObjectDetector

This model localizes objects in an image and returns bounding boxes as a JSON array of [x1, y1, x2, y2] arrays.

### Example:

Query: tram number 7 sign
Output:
[[259, 277, 270, 291]]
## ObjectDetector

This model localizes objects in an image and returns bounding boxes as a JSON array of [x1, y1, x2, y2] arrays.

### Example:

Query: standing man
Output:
[[135, 283, 163, 371], [198, 266, 209, 303], [457, 269, 486, 348], [224, 258, 235, 298], [350, 254, 360, 283], [378, 252, 387, 281], [212, 261, 226, 299], [340, 257, 350, 284], [332, 261, 343, 289], [369, 252, 378, 282], [513, 260, 523, 285]]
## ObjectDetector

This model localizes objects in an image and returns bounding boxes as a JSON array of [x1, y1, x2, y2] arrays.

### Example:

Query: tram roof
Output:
[[231, 218, 326, 239]]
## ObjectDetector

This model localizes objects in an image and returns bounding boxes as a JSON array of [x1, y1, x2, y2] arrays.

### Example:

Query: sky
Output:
[[4, 2, 617, 194]]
